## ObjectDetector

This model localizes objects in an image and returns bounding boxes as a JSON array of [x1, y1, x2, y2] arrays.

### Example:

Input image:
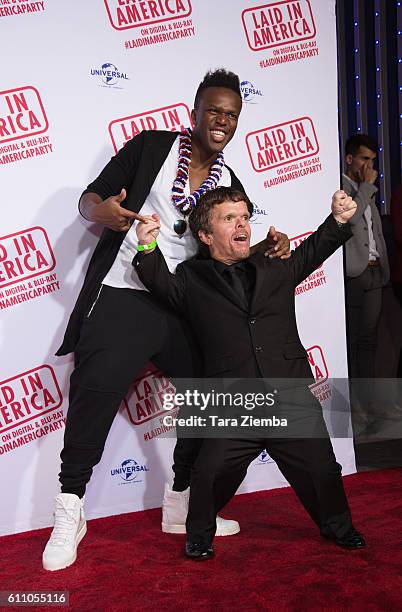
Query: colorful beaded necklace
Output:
[[171, 128, 225, 230]]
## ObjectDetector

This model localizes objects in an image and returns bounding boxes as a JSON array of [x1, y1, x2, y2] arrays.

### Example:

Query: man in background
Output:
[[342, 134, 390, 434]]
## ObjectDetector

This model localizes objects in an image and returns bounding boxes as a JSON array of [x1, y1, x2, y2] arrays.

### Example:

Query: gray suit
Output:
[[342, 175, 389, 396], [342, 176, 389, 284]]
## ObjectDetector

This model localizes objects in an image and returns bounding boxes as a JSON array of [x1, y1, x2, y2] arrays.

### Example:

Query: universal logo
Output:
[[257, 450, 274, 464], [110, 458, 149, 484], [250, 202, 268, 224], [90, 62, 129, 88], [240, 80, 263, 104]]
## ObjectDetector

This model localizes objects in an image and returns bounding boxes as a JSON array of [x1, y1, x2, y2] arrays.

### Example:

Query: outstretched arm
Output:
[[133, 215, 187, 313], [291, 190, 356, 287]]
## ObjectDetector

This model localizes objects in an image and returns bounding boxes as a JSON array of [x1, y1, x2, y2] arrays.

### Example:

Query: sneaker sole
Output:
[[215, 524, 240, 537], [42, 521, 87, 571], [162, 523, 186, 534], [162, 523, 240, 536]]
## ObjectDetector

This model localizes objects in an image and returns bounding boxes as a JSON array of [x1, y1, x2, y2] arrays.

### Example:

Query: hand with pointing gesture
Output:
[[80, 188, 146, 232]]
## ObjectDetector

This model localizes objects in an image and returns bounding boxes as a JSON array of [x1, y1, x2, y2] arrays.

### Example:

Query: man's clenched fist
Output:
[[331, 190, 357, 223]]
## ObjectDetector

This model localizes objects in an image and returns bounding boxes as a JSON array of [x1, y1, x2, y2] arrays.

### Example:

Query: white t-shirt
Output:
[[103, 137, 232, 291]]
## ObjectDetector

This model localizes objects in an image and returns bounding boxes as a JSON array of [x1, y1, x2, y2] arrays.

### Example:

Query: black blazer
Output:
[[134, 215, 352, 382], [57, 130, 246, 355]]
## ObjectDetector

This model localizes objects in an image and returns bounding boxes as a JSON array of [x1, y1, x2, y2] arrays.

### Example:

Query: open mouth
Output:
[[233, 234, 248, 243], [210, 129, 227, 142]]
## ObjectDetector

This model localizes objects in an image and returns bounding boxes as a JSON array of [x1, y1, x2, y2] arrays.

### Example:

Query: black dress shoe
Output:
[[322, 527, 366, 549], [185, 541, 214, 561]]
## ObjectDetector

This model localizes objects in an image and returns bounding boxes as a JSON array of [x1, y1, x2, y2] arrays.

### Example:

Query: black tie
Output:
[[224, 265, 247, 306]]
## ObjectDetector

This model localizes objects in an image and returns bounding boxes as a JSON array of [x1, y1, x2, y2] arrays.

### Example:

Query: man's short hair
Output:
[[189, 187, 253, 248], [194, 69, 241, 108], [345, 134, 378, 156]]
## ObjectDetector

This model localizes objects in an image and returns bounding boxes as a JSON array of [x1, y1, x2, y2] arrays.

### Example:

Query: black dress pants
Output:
[[186, 412, 352, 546], [60, 285, 202, 498], [346, 265, 383, 380], [345, 266, 383, 431]]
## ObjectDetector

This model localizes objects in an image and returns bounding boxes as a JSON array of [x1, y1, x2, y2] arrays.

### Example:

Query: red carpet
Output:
[[2, 468, 402, 611]]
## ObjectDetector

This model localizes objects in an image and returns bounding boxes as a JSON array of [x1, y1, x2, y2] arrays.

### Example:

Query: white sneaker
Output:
[[42, 493, 87, 571], [162, 484, 189, 534], [161, 484, 240, 536], [215, 515, 240, 536]]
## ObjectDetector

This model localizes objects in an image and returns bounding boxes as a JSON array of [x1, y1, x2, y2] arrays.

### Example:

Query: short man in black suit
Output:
[[134, 186, 366, 560]]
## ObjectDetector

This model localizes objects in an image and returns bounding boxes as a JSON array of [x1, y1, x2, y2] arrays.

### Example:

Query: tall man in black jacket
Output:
[[135, 186, 366, 560], [43, 70, 290, 571]]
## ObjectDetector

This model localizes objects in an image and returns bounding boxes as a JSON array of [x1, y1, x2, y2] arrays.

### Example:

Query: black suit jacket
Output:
[[57, 130, 246, 355], [134, 215, 352, 383]]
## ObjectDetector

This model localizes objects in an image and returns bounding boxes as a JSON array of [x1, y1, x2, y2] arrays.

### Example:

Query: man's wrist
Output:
[[137, 239, 157, 252], [332, 215, 348, 228]]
